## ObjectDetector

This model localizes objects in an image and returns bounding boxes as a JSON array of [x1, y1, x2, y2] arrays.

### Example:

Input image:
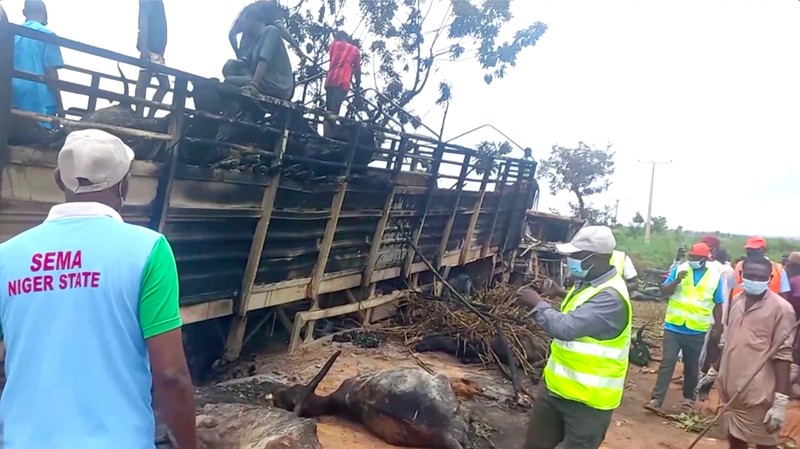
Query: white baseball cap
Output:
[[57, 129, 135, 194], [556, 225, 617, 255]]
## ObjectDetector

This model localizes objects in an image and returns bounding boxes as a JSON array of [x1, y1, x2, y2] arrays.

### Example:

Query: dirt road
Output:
[[237, 340, 728, 449]]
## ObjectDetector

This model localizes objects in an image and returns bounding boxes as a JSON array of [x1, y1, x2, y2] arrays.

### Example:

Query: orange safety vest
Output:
[[732, 260, 784, 297]]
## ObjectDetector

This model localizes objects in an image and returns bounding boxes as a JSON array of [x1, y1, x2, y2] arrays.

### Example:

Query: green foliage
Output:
[[650, 216, 667, 232], [632, 212, 645, 227], [540, 142, 615, 220], [615, 226, 800, 272], [474, 140, 512, 175], [286, 0, 547, 126]]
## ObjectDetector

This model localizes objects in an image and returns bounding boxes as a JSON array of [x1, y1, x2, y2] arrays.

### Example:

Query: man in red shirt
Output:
[[324, 31, 361, 135]]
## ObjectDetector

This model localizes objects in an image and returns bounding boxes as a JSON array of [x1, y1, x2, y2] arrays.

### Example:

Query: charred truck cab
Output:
[[0, 22, 537, 367]]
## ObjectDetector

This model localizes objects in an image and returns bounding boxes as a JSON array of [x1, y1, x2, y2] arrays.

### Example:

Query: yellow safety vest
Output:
[[664, 262, 720, 333], [544, 275, 632, 410], [610, 250, 626, 275]]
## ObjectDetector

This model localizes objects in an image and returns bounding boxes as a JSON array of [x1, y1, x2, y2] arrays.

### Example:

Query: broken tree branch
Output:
[[388, 216, 525, 403]]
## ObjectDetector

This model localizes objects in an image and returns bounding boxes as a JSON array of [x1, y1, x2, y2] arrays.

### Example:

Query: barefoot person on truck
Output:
[[516, 226, 632, 449], [0, 129, 198, 449]]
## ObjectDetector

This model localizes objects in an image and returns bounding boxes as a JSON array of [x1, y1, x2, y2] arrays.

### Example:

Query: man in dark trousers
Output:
[[646, 242, 724, 413], [135, 0, 169, 118], [517, 226, 632, 449], [323, 30, 361, 136]]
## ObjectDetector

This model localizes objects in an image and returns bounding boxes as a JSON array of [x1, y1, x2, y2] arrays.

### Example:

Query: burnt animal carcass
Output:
[[272, 351, 469, 449]]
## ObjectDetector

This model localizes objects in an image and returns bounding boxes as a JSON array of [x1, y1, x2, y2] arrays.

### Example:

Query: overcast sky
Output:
[[4, 0, 799, 237]]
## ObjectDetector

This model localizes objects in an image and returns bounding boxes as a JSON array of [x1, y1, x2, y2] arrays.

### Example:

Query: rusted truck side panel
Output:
[[0, 21, 538, 357]]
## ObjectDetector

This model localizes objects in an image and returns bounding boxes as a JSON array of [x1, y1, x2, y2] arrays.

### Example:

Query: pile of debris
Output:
[[389, 284, 560, 381]]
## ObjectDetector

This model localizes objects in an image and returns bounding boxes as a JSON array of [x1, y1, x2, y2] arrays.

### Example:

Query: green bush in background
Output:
[[614, 226, 800, 272]]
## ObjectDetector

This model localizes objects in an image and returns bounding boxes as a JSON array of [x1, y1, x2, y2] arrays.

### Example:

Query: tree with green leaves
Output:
[[650, 216, 668, 233], [284, 0, 547, 129], [540, 142, 616, 220], [632, 212, 645, 227]]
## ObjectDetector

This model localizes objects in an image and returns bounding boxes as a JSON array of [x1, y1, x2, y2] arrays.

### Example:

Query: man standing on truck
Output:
[[0, 129, 198, 449], [646, 242, 724, 413], [11, 0, 64, 127], [323, 30, 361, 136], [135, 0, 170, 118], [516, 226, 632, 449], [696, 256, 795, 449]]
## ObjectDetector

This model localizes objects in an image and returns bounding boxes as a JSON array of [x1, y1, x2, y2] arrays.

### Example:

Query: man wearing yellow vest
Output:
[[645, 242, 724, 413], [610, 249, 639, 292], [517, 225, 631, 449]]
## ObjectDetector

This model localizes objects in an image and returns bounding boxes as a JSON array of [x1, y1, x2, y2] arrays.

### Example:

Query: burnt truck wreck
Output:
[[0, 22, 538, 364]]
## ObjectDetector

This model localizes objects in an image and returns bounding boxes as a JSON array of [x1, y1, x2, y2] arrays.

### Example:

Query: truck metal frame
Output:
[[0, 22, 538, 359]]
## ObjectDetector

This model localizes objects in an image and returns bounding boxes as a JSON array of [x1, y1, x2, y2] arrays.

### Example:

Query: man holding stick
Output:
[[696, 256, 796, 449], [516, 225, 632, 449]]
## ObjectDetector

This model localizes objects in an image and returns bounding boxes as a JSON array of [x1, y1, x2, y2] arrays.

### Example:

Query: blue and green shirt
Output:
[[0, 202, 182, 449]]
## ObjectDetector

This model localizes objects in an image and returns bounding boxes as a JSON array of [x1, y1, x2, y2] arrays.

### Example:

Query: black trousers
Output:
[[522, 389, 613, 449]]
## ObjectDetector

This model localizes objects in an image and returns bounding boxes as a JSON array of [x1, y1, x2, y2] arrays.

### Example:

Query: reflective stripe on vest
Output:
[[664, 262, 720, 332], [610, 250, 626, 274], [732, 260, 784, 297], [544, 274, 632, 410]]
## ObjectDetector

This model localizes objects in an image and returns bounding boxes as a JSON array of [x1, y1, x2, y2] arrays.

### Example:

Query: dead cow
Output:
[[272, 350, 469, 449]]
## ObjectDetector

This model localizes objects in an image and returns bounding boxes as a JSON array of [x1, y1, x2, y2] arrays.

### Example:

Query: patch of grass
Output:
[[614, 227, 800, 272], [632, 300, 665, 341]]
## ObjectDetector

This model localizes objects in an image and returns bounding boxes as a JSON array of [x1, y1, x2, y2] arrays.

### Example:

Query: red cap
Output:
[[689, 243, 711, 258], [700, 236, 720, 249], [744, 236, 767, 250]]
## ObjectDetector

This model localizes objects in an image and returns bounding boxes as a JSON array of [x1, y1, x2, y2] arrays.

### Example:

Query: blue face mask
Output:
[[567, 255, 594, 279], [688, 260, 704, 270], [742, 278, 769, 295]]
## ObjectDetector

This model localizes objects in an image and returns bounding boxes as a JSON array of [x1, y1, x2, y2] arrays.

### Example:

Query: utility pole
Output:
[[638, 160, 672, 244], [613, 199, 620, 225]]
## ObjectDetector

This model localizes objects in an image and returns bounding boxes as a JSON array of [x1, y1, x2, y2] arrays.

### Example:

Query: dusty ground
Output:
[[213, 300, 800, 449], [224, 340, 726, 449]]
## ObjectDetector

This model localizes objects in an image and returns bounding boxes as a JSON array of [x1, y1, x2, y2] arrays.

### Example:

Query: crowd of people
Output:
[[6, 0, 362, 134], [517, 226, 800, 449]]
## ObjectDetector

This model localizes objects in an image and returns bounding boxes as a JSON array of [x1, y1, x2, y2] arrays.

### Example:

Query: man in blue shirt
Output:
[[646, 242, 724, 413], [11, 0, 64, 127]]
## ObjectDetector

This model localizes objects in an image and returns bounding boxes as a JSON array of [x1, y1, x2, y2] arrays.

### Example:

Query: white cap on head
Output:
[[556, 225, 616, 255], [57, 129, 135, 194]]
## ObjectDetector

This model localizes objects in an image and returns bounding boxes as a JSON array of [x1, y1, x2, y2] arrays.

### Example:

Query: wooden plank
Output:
[[152, 78, 187, 231], [222, 130, 287, 362], [436, 155, 471, 268], [361, 137, 409, 292], [499, 162, 525, 255], [0, 22, 14, 192], [460, 166, 492, 264], [302, 128, 361, 345], [481, 162, 512, 258], [402, 143, 445, 278], [86, 74, 100, 113], [503, 161, 540, 281]]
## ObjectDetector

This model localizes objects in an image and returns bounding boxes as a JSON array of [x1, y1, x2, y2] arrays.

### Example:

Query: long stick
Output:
[[388, 216, 525, 402], [686, 318, 800, 449]]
